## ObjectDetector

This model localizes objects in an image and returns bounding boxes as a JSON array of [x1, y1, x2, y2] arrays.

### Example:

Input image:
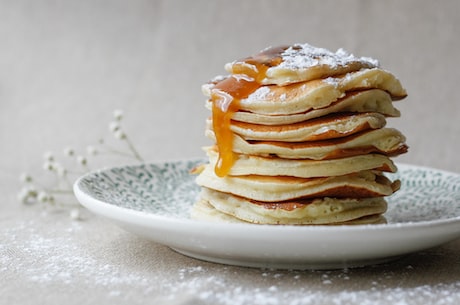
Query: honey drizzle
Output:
[[211, 45, 289, 177]]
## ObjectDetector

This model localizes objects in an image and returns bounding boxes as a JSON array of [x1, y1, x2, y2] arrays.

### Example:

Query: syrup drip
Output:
[[211, 46, 289, 177]]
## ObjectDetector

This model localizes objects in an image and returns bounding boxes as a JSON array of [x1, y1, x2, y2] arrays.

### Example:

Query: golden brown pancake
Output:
[[191, 199, 388, 225], [204, 148, 397, 178], [202, 69, 405, 116], [337, 68, 407, 100], [224, 43, 379, 86], [206, 128, 407, 160], [196, 165, 400, 202], [227, 112, 387, 142], [220, 89, 401, 125], [203, 77, 343, 115], [195, 188, 388, 225]]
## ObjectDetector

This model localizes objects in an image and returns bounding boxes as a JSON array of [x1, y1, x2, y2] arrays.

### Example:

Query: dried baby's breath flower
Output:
[[43, 161, 55, 171], [109, 121, 120, 133], [114, 130, 126, 140], [64, 147, 75, 157], [17, 185, 38, 204], [43, 151, 55, 162], [113, 109, 124, 121], [17, 189, 29, 204], [76, 155, 88, 166], [37, 191, 49, 203], [20, 173, 33, 183], [19, 109, 144, 219]]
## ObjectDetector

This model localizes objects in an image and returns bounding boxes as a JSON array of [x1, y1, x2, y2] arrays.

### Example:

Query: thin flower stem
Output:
[[99, 148, 139, 159], [56, 202, 81, 208], [45, 188, 74, 195], [124, 137, 144, 162], [65, 169, 87, 176]]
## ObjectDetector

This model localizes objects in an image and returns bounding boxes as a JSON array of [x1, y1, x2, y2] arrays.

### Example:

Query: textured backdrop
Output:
[[1, 0, 459, 183]]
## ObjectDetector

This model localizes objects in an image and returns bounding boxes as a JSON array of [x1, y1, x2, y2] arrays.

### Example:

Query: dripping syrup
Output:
[[210, 45, 289, 177]]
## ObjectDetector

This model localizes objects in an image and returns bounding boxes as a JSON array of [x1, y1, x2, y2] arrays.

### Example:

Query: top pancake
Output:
[[224, 43, 379, 86]]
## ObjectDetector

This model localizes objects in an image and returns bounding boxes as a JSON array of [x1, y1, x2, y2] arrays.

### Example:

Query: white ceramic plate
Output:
[[74, 160, 460, 270]]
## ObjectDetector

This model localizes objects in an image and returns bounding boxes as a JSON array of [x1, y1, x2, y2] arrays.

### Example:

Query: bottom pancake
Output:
[[194, 187, 387, 225], [191, 199, 387, 225]]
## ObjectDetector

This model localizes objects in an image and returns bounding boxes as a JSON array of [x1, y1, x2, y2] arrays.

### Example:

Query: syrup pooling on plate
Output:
[[211, 46, 290, 177]]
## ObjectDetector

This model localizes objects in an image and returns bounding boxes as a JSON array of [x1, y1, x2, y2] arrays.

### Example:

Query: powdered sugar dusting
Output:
[[278, 43, 379, 70], [2, 215, 459, 305], [244, 86, 272, 102], [1, 218, 151, 288], [161, 267, 460, 305], [323, 76, 341, 87]]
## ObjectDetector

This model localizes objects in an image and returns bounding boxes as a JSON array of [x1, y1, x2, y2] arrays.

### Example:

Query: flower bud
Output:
[[113, 109, 124, 121]]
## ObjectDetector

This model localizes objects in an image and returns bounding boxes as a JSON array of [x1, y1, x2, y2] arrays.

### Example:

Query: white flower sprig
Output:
[[18, 109, 144, 220], [99, 109, 144, 162]]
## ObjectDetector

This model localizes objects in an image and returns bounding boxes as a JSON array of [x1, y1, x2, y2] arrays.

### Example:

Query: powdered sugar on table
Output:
[[1, 211, 459, 305]]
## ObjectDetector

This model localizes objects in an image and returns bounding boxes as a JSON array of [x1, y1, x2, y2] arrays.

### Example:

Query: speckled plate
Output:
[[74, 160, 460, 270]]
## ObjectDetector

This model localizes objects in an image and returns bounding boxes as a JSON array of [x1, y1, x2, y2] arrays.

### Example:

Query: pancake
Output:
[[224, 43, 379, 86], [337, 68, 407, 100], [196, 165, 400, 202], [227, 112, 387, 142], [217, 89, 401, 125], [204, 148, 397, 178], [206, 127, 407, 160], [196, 187, 387, 225], [203, 77, 343, 115], [191, 199, 388, 225], [191, 199, 245, 223], [202, 69, 405, 116]]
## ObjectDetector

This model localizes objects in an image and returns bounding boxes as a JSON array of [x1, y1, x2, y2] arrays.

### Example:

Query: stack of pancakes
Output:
[[192, 43, 408, 225]]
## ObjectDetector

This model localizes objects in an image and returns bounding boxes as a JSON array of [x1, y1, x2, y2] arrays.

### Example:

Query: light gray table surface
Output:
[[1, 1, 459, 304]]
